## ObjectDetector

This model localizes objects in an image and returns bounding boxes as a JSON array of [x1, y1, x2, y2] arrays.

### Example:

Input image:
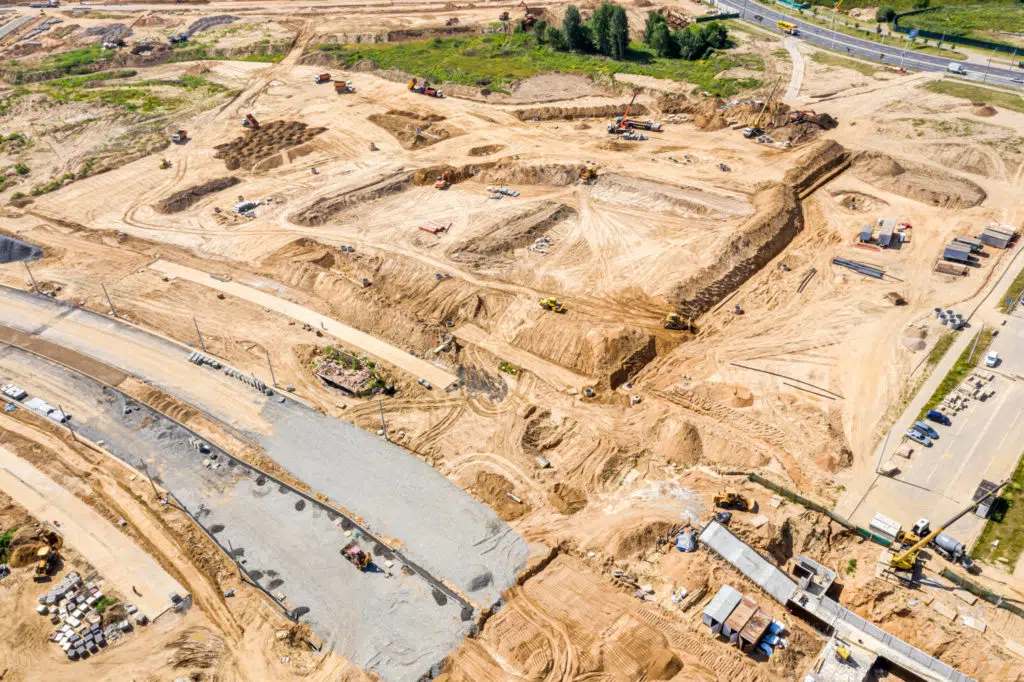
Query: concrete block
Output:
[[749, 515, 770, 529], [932, 601, 957, 621], [768, 496, 784, 509], [962, 616, 986, 633], [1006, 640, 1024, 658]]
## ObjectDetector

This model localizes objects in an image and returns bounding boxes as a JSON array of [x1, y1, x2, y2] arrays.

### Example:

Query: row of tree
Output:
[[529, 3, 730, 62]]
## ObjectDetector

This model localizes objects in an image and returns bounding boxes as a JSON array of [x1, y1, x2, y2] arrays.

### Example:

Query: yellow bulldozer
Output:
[[539, 297, 566, 313], [159, 158, 172, 169], [713, 490, 750, 512], [664, 313, 689, 331]]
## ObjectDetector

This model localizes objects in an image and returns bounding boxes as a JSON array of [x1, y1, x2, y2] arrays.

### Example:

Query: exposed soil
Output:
[[154, 176, 240, 213], [472, 471, 529, 521], [214, 120, 326, 171], [851, 150, 987, 208], [368, 109, 459, 149]]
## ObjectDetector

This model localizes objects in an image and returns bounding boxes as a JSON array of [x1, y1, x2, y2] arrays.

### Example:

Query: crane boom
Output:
[[622, 89, 639, 122], [752, 76, 783, 129], [890, 478, 1009, 571]]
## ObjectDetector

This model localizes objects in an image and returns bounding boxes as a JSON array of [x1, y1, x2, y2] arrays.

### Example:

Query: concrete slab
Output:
[[954, 589, 978, 605], [750, 514, 770, 529], [961, 615, 986, 633], [1006, 640, 1024, 658], [932, 601, 958, 621], [0, 446, 184, 621]]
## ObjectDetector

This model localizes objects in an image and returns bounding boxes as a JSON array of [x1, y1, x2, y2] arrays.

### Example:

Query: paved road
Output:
[[715, 0, 1024, 92]]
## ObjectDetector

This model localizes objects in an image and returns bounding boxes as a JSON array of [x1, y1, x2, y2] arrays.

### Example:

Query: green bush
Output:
[[14, 163, 29, 176], [877, 7, 897, 22]]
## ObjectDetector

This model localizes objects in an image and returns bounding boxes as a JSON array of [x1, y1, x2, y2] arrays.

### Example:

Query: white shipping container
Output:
[[870, 512, 901, 541]]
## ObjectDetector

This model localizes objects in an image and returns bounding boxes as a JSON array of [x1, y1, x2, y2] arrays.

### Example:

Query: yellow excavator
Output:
[[743, 76, 782, 139], [714, 490, 750, 512], [889, 479, 1008, 572], [664, 312, 689, 330], [159, 158, 172, 169]]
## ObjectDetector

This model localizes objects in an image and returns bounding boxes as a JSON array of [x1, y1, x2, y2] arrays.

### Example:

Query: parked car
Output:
[[905, 429, 932, 447], [926, 409, 951, 425], [912, 421, 939, 440], [985, 351, 999, 368]]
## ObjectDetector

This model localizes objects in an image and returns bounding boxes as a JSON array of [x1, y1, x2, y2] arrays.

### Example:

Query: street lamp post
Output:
[[982, 46, 999, 84]]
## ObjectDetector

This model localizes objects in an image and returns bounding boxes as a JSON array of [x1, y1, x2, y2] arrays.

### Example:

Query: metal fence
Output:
[[893, 8, 1020, 55], [941, 568, 1024, 619]]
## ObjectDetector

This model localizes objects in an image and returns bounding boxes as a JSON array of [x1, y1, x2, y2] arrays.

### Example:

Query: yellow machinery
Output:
[[33, 528, 63, 579], [744, 76, 782, 138], [664, 312, 688, 330], [581, 166, 598, 183], [889, 479, 1008, 571], [835, 642, 851, 662], [159, 158, 171, 169], [341, 541, 372, 571], [539, 297, 566, 313], [713, 490, 750, 512]]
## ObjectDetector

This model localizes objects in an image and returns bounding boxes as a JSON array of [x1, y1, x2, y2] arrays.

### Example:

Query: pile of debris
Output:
[[528, 235, 553, 254]]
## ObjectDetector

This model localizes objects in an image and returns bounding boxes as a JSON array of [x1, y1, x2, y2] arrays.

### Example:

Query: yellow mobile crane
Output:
[[889, 478, 1009, 572]]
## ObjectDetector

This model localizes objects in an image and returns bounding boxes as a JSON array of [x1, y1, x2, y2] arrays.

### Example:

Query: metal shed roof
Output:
[[878, 219, 897, 248], [699, 521, 797, 604], [704, 584, 742, 624]]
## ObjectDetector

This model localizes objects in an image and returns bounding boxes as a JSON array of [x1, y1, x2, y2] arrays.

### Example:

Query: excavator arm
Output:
[[890, 479, 1009, 570]]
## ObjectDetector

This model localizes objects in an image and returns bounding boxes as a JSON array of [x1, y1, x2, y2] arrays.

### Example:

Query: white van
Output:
[[948, 62, 967, 76]]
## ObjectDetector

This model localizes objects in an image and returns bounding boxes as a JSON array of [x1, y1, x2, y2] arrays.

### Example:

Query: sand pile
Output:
[[851, 151, 986, 207], [291, 171, 413, 225], [214, 121, 326, 171], [447, 202, 575, 263], [548, 483, 587, 515], [368, 109, 458, 150], [472, 472, 529, 521], [591, 173, 752, 218], [511, 102, 648, 121], [154, 176, 239, 214], [468, 144, 505, 156], [521, 406, 570, 454], [782, 139, 850, 195], [476, 161, 586, 186], [972, 104, 997, 117]]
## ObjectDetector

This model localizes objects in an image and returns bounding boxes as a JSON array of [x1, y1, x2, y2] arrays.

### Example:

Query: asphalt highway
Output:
[[714, 0, 1024, 91]]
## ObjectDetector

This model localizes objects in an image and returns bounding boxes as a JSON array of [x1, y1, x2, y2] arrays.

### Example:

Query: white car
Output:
[[985, 351, 999, 367]]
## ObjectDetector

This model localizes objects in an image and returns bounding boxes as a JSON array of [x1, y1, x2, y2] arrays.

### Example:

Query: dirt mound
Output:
[[656, 94, 691, 114], [655, 419, 703, 468], [9, 541, 46, 567], [511, 103, 648, 121], [214, 121, 326, 171], [412, 160, 496, 186], [645, 648, 684, 680], [782, 139, 850, 195], [472, 472, 529, 521], [368, 110, 459, 150], [514, 323, 656, 386], [521, 406, 570, 453], [477, 161, 585, 186], [291, 171, 413, 225], [851, 151, 986, 207], [972, 104, 997, 117], [154, 176, 239, 214], [672, 183, 802, 319], [548, 483, 587, 515], [448, 202, 575, 263], [926, 144, 1002, 178], [612, 520, 677, 560], [468, 144, 505, 157], [830, 190, 888, 212]]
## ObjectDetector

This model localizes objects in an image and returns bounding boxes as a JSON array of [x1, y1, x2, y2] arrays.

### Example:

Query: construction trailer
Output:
[[979, 224, 1016, 249], [738, 608, 772, 653], [858, 226, 874, 243], [952, 236, 983, 253], [868, 512, 901, 544], [703, 584, 743, 631], [973, 479, 1000, 518], [722, 594, 757, 643], [877, 218, 897, 248], [942, 243, 973, 264]]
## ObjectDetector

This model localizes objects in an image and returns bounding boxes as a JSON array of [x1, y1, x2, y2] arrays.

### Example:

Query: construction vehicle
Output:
[[744, 77, 781, 139], [340, 541, 371, 570], [33, 528, 63, 580], [434, 169, 453, 189], [407, 78, 444, 98], [499, 10, 509, 20], [713, 490, 751, 512], [835, 642, 852, 663], [663, 312, 689, 330], [607, 90, 639, 135], [889, 479, 1008, 573], [171, 129, 187, 144], [243, 114, 260, 130], [607, 89, 661, 133], [159, 158, 172, 169], [581, 166, 598, 183], [334, 80, 355, 94], [539, 297, 566, 313], [314, 73, 331, 84], [168, 32, 189, 44], [519, 1, 538, 29], [444, 17, 459, 25]]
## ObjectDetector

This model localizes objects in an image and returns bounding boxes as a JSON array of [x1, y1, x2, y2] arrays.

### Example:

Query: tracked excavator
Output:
[[243, 113, 260, 129]]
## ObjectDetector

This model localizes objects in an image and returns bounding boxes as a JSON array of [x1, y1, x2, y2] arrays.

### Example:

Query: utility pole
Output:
[[192, 317, 207, 352], [58, 403, 76, 442], [983, 46, 999, 84], [900, 34, 910, 67], [142, 464, 160, 500], [23, 261, 39, 294], [829, 11, 837, 49], [226, 539, 243, 580], [378, 399, 388, 441], [265, 348, 277, 387], [100, 282, 117, 317]]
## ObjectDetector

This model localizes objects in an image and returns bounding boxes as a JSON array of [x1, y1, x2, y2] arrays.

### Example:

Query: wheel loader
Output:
[[33, 528, 63, 580], [539, 297, 566, 313], [341, 541, 371, 571], [663, 313, 688, 330], [159, 158, 172, 169], [713, 490, 750, 512]]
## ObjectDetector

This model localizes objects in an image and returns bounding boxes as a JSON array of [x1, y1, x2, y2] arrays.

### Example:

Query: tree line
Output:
[[528, 4, 732, 62]]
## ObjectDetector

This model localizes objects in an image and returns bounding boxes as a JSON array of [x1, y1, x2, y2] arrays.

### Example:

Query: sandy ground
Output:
[[1, 3, 1024, 681]]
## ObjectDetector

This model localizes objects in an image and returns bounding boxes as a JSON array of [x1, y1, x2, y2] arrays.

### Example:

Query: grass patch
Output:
[[35, 74, 226, 114], [901, 5, 1024, 47], [918, 328, 994, 420], [0, 527, 16, 564], [972, 451, 1024, 569], [43, 69, 137, 88], [810, 50, 879, 77], [999, 264, 1024, 313], [94, 596, 118, 613], [7, 45, 114, 80], [167, 44, 288, 64], [845, 558, 858, 575], [318, 32, 763, 97], [922, 80, 1024, 115]]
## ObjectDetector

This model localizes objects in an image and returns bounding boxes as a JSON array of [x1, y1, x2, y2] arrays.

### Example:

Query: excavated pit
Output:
[[154, 176, 240, 214], [0, 234, 43, 263]]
